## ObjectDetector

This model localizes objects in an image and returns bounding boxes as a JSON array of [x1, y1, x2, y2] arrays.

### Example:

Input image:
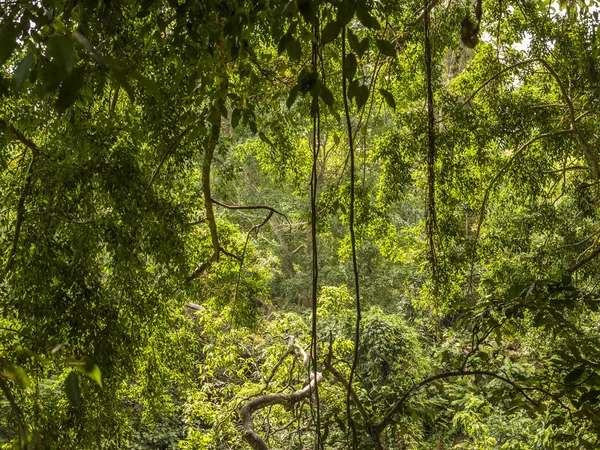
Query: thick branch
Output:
[[566, 246, 600, 273], [211, 198, 290, 225], [240, 340, 322, 450]]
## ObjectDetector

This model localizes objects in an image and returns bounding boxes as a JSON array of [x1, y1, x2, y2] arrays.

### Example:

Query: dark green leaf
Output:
[[343, 53, 357, 80], [111, 68, 135, 103], [355, 84, 369, 109], [378, 88, 396, 110], [68, 356, 102, 388], [231, 108, 242, 128], [360, 37, 370, 56], [13, 52, 34, 91], [579, 389, 600, 406], [56, 66, 85, 112], [259, 131, 273, 146], [565, 365, 586, 385], [348, 29, 361, 56], [132, 71, 160, 98], [0, 21, 20, 66], [337, 0, 356, 25], [287, 85, 300, 109], [286, 37, 302, 61], [356, 7, 380, 30], [47, 36, 75, 76], [277, 34, 289, 56], [376, 39, 396, 57], [249, 121, 258, 134], [64, 371, 81, 407], [348, 79, 359, 103], [321, 21, 341, 44], [320, 85, 334, 108]]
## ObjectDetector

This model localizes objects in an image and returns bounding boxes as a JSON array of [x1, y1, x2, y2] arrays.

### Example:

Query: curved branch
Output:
[[4, 126, 40, 278], [474, 129, 572, 244], [0, 376, 27, 444], [211, 198, 291, 228], [373, 369, 539, 434], [240, 340, 322, 450]]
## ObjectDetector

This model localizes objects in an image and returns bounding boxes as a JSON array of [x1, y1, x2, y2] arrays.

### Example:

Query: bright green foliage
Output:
[[1, 0, 600, 448]]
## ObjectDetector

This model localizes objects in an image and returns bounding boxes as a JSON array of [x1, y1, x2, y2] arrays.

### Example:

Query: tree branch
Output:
[[240, 339, 323, 450]]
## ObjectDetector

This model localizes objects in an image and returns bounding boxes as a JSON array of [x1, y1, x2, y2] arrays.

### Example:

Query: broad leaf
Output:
[[56, 66, 85, 112], [376, 39, 396, 57], [1, 360, 30, 390], [64, 371, 81, 407], [322, 21, 341, 44], [0, 21, 19, 65], [343, 53, 357, 80], [13, 51, 34, 91], [47, 36, 75, 76], [68, 356, 102, 388], [378, 88, 396, 110]]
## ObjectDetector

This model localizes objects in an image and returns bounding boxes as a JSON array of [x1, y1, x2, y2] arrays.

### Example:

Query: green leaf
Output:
[[64, 371, 81, 407], [47, 36, 75, 76], [111, 68, 135, 103], [68, 356, 102, 388], [337, 0, 356, 25], [565, 365, 586, 385], [321, 21, 341, 44], [343, 53, 357, 80], [0, 21, 20, 66], [231, 108, 242, 128], [376, 39, 396, 57], [578, 389, 600, 406], [1, 361, 30, 390], [356, 7, 380, 30], [258, 131, 273, 146], [277, 34, 289, 56], [348, 79, 359, 103], [132, 71, 160, 98], [249, 121, 258, 134], [13, 52, 34, 91], [378, 88, 396, 110], [56, 66, 85, 112], [286, 84, 300, 109], [355, 84, 369, 109], [286, 37, 302, 61], [319, 85, 334, 108], [360, 37, 370, 57], [348, 29, 361, 56]]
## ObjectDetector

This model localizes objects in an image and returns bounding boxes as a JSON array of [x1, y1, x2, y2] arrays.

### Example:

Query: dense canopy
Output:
[[1, 0, 600, 448]]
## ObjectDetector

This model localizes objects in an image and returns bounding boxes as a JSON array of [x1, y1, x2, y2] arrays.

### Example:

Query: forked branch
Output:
[[239, 339, 323, 450]]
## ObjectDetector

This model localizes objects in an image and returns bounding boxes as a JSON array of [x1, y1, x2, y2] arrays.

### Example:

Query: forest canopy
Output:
[[1, 0, 600, 448]]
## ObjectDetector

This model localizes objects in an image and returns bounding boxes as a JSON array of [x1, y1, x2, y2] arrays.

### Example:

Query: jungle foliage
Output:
[[1, 0, 600, 448]]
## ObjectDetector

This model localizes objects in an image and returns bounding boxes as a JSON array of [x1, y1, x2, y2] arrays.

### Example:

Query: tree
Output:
[[1, 0, 600, 448]]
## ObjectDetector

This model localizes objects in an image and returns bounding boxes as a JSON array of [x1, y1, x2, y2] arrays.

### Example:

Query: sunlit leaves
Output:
[[67, 356, 103, 388], [0, 360, 30, 390]]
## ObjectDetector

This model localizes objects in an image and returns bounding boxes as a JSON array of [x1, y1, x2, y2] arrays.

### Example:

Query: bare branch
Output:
[[240, 339, 323, 450]]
